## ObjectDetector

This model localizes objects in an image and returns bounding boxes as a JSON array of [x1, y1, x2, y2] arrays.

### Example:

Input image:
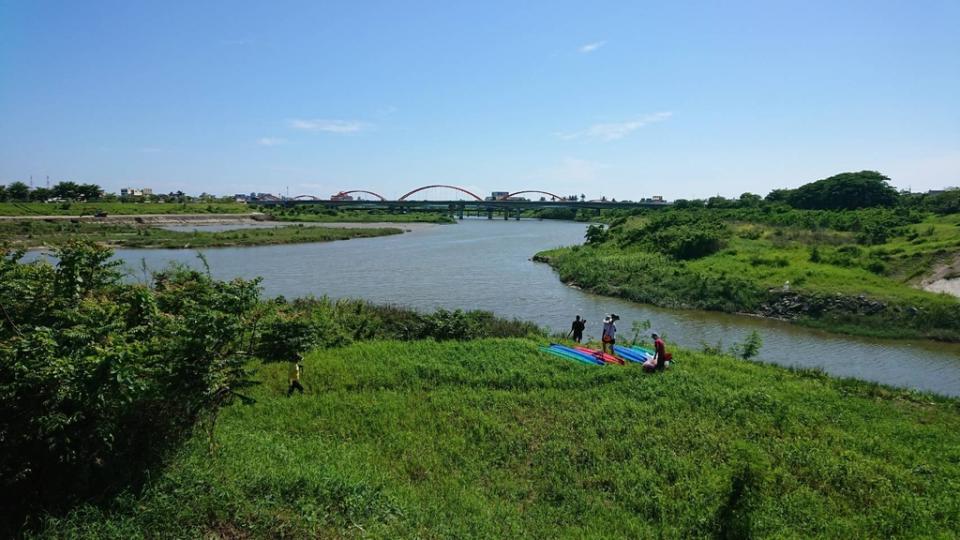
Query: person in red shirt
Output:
[[652, 332, 671, 371]]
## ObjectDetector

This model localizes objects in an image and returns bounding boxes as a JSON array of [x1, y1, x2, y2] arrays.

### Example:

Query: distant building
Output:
[[330, 191, 354, 201], [490, 191, 509, 200], [120, 187, 146, 197]]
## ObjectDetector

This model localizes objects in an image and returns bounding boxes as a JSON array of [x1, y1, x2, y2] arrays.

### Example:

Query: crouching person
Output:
[[643, 332, 672, 373]]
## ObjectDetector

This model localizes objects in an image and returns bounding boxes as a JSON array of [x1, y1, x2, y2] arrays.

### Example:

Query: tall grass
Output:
[[38, 339, 960, 538]]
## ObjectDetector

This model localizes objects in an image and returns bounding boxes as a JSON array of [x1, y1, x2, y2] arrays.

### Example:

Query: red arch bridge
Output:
[[260, 184, 668, 218]]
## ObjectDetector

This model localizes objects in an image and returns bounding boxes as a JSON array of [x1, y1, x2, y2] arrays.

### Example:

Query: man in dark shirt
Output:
[[569, 315, 586, 343]]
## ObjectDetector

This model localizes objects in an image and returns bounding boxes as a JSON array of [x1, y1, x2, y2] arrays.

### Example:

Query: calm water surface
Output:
[[33, 219, 960, 396]]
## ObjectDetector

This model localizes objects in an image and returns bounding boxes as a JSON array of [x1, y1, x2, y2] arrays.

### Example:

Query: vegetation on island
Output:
[[261, 203, 458, 224], [537, 172, 960, 341], [0, 221, 403, 249]]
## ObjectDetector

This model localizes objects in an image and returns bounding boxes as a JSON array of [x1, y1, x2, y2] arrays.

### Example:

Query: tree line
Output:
[[0, 181, 104, 202], [673, 170, 959, 214]]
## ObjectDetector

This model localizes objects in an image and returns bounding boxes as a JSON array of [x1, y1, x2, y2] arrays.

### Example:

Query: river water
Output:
[[32, 219, 960, 396]]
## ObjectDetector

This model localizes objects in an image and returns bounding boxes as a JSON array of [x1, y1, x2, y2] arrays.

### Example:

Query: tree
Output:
[[739, 192, 762, 207], [764, 189, 794, 203], [52, 181, 82, 200], [584, 224, 608, 245], [787, 171, 899, 210], [6, 181, 29, 201], [78, 183, 103, 201], [0, 185, 7, 202], [29, 187, 52, 202]]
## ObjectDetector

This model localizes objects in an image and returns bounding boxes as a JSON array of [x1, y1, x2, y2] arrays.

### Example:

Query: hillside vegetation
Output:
[[538, 172, 960, 341], [36, 338, 960, 538]]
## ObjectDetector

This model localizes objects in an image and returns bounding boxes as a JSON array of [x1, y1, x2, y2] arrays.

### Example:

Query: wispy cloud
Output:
[[558, 112, 672, 141], [257, 137, 286, 147], [287, 119, 372, 134], [139, 147, 163, 153], [579, 41, 606, 53]]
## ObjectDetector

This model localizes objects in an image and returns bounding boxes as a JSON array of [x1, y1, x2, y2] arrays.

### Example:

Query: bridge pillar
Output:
[[487, 208, 493, 219], [503, 208, 509, 220], [457, 204, 464, 220]]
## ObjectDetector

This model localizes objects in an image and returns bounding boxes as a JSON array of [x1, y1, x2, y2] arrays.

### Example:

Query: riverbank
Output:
[[0, 201, 251, 216], [36, 337, 960, 538], [0, 220, 404, 249], [261, 204, 457, 224], [536, 211, 960, 342]]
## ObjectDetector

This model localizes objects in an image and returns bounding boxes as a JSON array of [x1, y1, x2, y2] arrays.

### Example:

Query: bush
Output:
[[0, 243, 261, 533]]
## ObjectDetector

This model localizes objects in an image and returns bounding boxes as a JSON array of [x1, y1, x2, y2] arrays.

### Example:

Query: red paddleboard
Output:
[[573, 346, 625, 365]]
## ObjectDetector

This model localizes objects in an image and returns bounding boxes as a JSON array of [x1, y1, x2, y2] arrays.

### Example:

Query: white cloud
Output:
[[288, 119, 372, 133], [559, 112, 672, 141], [257, 137, 286, 146], [579, 41, 606, 53]]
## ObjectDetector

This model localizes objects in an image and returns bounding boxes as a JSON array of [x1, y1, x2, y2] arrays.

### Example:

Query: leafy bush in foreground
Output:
[[0, 242, 261, 534]]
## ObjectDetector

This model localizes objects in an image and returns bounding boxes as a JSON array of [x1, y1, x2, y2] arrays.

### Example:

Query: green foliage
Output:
[[584, 224, 608, 245], [6, 181, 30, 201], [730, 331, 763, 360], [618, 212, 731, 260], [539, 210, 960, 341], [0, 242, 261, 533], [0, 221, 403, 249], [38, 339, 960, 538], [786, 171, 899, 210]]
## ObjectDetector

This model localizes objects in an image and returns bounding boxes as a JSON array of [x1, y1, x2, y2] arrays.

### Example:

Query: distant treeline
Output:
[[669, 171, 959, 215]]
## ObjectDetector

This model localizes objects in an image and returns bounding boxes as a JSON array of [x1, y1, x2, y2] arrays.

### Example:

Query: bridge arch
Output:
[[292, 195, 319, 201], [331, 190, 387, 201], [503, 190, 567, 201], [398, 184, 483, 201]]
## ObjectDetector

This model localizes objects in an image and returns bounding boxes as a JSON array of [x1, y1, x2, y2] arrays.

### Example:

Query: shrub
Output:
[[0, 243, 261, 533]]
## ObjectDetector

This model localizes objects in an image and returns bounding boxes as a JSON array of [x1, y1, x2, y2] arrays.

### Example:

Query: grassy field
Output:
[[0, 221, 402, 249], [538, 213, 960, 340], [263, 206, 457, 224], [0, 201, 253, 216], [36, 338, 960, 538]]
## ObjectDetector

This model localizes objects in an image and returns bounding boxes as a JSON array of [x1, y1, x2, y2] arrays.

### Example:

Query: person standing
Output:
[[287, 353, 305, 396], [601, 314, 619, 354], [568, 315, 587, 343]]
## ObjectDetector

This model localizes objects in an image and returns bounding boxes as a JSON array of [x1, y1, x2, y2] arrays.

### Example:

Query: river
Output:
[[30, 218, 960, 396]]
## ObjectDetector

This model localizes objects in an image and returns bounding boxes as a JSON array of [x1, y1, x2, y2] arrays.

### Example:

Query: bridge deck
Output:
[[255, 199, 668, 210]]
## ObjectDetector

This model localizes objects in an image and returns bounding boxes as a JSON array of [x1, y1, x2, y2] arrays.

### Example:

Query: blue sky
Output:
[[1, 0, 958, 200]]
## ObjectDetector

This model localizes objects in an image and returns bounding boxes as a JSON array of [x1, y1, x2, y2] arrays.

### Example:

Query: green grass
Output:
[[538, 213, 960, 340], [0, 221, 403, 249], [37, 339, 960, 538], [0, 202, 252, 216]]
